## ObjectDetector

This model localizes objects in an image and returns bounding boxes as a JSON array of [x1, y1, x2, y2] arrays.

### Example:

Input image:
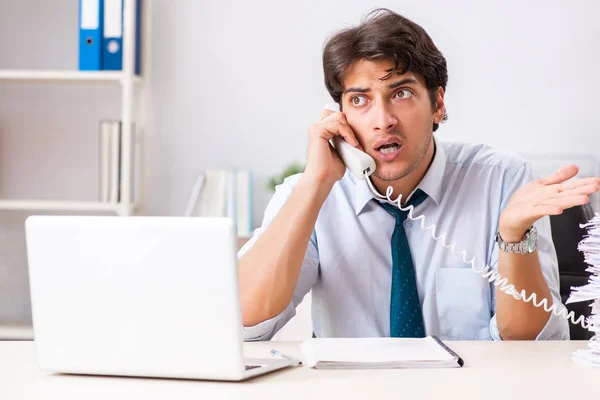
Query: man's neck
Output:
[[371, 138, 436, 204]]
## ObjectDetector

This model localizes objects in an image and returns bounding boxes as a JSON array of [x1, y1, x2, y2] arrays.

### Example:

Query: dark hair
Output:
[[323, 8, 448, 132]]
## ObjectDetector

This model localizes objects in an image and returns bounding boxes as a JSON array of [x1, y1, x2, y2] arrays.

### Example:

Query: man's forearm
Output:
[[493, 163, 600, 339], [238, 176, 332, 327], [496, 249, 553, 340]]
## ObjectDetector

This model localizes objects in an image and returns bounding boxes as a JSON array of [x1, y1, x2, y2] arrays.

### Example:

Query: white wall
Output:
[[1, 0, 599, 333], [143, 0, 600, 219]]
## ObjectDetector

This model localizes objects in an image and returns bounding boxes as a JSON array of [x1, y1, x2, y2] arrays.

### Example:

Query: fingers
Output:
[[556, 183, 599, 198], [328, 141, 343, 163], [505, 168, 597, 229], [515, 182, 596, 223], [558, 177, 600, 192], [322, 120, 359, 147], [538, 164, 579, 186], [314, 112, 360, 147], [320, 108, 336, 120], [545, 195, 590, 210], [532, 204, 564, 216], [525, 197, 585, 222]]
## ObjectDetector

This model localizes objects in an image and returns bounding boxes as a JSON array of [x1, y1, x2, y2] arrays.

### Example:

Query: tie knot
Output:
[[378, 189, 428, 224]]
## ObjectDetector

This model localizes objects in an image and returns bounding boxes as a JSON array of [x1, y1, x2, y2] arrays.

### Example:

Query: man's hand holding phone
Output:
[[303, 108, 364, 188], [238, 107, 365, 326]]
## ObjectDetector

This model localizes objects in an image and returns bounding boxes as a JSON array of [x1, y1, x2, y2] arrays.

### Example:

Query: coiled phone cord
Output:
[[365, 174, 589, 330]]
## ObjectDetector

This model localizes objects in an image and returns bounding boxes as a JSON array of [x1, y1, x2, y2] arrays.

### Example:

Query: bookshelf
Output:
[[0, 70, 142, 85], [0, 199, 136, 214], [0, 0, 149, 217]]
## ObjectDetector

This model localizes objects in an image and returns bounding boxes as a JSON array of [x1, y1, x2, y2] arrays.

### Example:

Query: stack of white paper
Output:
[[566, 213, 600, 368]]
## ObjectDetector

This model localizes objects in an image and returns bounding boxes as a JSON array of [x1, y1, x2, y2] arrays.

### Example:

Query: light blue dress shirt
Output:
[[239, 140, 569, 341]]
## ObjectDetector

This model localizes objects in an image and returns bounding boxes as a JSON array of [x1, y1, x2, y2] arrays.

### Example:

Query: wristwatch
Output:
[[495, 226, 538, 255]]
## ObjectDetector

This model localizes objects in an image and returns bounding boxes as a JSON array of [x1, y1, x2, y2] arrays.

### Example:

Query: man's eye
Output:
[[351, 96, 367, 106], [394, 90, 413, 99]]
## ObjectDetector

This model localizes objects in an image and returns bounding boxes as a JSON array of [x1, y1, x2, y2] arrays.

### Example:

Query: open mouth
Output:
[[376, 143, 401, 154], [374, 141, 403, 162]]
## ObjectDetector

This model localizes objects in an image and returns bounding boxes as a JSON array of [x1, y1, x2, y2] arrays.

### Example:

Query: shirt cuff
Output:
[[489, 313, 502, 341], [489, 294, 570, 340], [242, 302, 295, 341]]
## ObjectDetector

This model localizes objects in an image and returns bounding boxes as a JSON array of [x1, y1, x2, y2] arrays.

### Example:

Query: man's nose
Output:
[[373, 102, 398, 132]]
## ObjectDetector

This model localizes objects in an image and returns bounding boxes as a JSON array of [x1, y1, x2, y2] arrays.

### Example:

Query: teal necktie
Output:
[[378, 189, 428, 338]]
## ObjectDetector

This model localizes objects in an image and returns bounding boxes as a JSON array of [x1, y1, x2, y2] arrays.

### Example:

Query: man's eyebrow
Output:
[[387, 77, 419, 89], [343, 78, 419, 95], [343, 86, 370, 94]]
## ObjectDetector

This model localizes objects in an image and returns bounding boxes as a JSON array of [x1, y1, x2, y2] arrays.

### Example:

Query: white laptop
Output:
[[25, 216, 297, 381]]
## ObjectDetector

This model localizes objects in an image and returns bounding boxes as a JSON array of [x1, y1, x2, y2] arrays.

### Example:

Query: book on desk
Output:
[[300, 335, 463, 369]]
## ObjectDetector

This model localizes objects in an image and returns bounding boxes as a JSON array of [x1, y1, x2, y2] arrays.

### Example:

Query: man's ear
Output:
[[433, 87, 445, 124]]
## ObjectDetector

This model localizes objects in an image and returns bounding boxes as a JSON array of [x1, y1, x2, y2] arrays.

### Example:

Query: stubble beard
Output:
[[373, 130, 433, 182]]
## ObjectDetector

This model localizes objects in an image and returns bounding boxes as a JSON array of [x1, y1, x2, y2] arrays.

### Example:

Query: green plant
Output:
[[267, 162, 305, 192]]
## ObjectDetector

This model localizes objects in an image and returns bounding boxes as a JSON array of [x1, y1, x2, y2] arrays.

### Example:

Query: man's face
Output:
[[341, 58, 445, 182]]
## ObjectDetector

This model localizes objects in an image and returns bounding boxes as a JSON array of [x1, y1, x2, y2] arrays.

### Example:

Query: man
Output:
[[237, 9, 599, 340]]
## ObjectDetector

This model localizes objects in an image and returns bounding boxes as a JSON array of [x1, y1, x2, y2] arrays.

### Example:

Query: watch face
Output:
[[527, 228, 538, 252]]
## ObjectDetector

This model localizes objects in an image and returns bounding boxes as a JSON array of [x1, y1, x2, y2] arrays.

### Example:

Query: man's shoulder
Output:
[[279, 172, 304, 189], [440, 140, 528, 174], [279, 171, 359, 193], [272, 171, 356, 218]]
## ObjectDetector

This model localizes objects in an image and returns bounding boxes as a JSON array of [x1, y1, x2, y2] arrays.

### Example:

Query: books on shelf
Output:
[[98, 120, 135, 204], [567, 213, 600, 368], [185, 169, 253, 236], [235, 169, 252, 236], [99, 121, 112, 202]]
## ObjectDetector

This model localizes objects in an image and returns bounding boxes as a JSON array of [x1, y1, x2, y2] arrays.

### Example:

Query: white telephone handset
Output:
[[325, 104, 376, 180], [323, 104, 588, 331], [331, 136, 376, 179]]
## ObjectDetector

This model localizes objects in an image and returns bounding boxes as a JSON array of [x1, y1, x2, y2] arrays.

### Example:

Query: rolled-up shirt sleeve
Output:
[[488, 162, 569, 340], [237, 174, 319, 341]]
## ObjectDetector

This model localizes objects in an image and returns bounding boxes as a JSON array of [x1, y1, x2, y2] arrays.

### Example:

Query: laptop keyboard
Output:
[[245, 365, 261, 371]]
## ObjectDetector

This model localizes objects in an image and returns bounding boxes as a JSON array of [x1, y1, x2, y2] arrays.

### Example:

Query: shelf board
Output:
[[0, 200, 124, 213], [0, 69, 142, 85], [0, 324, 34, 341]]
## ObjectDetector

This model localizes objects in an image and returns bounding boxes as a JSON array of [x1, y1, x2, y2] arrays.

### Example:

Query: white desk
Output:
[[2, 340, 598, 399]]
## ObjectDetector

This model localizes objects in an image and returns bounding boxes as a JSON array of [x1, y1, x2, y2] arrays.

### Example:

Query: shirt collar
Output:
[[353, 139, 446, 216]]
